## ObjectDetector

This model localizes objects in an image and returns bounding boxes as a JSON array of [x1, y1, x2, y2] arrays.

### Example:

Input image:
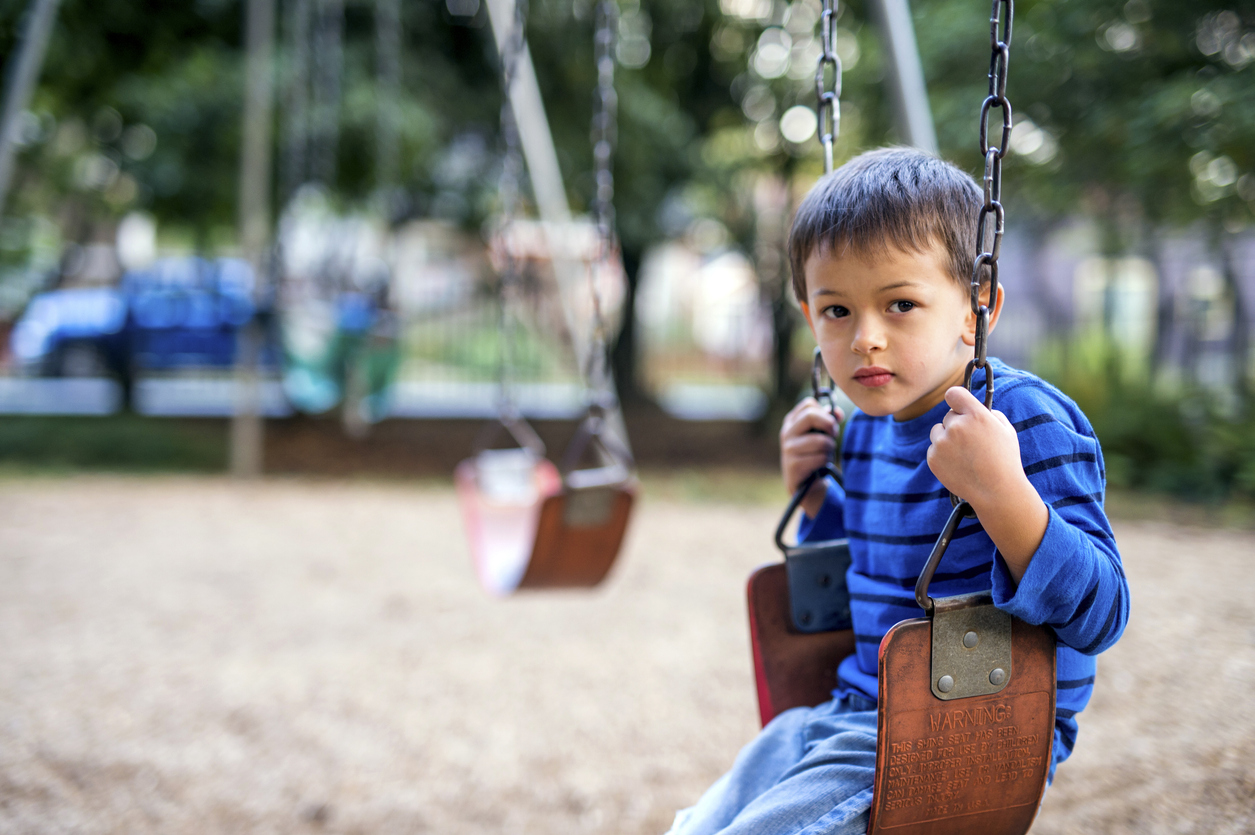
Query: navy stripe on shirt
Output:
[[850, 592, 919, 608], [846, 522, 985, 546], [1052, 492, 1104, 509], [1079, 594, 1125, 654], [1012, 413, 1057, 432], [1047, 585, 1098, 632], [1058, 724, 1077, 754], [1058, 676, 1095, 689], [861, 560, 994, 589], [1024, 452, 1099, 476], [844, 450, 920, 468], [843, 487, 950, 503]]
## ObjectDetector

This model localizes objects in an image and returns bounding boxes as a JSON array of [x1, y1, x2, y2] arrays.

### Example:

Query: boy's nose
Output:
[[851, 318, 887, 355]]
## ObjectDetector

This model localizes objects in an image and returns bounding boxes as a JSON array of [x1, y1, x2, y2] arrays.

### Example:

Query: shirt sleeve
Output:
[[988, 384, 1130, 655], [797, 477, 847, 542]]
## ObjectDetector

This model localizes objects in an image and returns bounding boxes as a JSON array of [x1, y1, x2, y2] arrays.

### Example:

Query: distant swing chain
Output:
[[493, 0, 530, 420], [587, 0, 618, 403]]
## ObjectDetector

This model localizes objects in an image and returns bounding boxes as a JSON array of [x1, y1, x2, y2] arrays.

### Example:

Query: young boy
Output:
[[667, 148, 1129, 835]]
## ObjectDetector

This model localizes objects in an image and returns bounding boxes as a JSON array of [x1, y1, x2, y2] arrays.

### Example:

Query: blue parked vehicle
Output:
[[9, 257, 273, 385]]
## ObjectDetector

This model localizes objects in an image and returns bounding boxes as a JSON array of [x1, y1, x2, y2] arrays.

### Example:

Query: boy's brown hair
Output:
[[787, 147, 986, 302]]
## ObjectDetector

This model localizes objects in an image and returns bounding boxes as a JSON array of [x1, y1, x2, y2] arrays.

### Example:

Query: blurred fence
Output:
[[2, 214, 1253, 422]]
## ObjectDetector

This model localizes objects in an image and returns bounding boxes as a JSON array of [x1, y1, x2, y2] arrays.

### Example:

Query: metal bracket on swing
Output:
[[916, 502, 1013, 701], [775, 464, 852, 634]]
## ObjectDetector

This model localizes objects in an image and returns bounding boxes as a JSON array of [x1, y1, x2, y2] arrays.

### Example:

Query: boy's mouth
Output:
[[853, 367, 893, 388]]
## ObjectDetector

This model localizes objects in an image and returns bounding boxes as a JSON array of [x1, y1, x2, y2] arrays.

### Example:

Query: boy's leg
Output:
[[668, 694, 876, 835]]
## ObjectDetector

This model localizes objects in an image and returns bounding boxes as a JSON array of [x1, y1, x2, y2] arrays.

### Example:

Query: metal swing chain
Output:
[[586, 0, 618, 407], [916, 0, 1015, 614], [966, 0, 1012, 411], [494, 0, 529, 419], [814, 0, 843, 175]]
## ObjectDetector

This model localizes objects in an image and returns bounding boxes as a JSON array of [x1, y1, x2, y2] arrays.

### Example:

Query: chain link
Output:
[[494, 0, 529, 417], [965, 0, 1013, 410], [919, 1, 1017, 608], [585, 0, 618, 401], [814, 0, 842, 174]]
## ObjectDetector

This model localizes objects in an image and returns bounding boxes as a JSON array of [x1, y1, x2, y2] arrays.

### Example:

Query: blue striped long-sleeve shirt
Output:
[[797, 359, 1130, 779]]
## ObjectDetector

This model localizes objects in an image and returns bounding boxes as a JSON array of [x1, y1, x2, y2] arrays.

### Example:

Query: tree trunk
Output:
[[1221, 232, 1250, 403], [611, 244, 644, 404]]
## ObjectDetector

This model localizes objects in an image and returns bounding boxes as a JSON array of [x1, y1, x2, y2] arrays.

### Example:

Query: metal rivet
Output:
[[937, 675, 954, 693], [817, 574, 831, 588], [963, 631, 979, 649], [989, 668, 1006, 686], [799, 611, 812, 626]]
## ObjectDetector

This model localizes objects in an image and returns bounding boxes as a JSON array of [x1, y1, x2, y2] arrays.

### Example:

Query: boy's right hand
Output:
[[780, 397, 843, 519]]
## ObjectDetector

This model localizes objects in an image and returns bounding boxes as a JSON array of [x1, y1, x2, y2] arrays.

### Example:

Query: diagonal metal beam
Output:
[[0, 0, 61, 219], [869, 0, 938, 154]]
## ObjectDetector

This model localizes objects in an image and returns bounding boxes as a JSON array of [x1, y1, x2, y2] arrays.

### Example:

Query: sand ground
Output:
[[0, 476, 1252, 834]]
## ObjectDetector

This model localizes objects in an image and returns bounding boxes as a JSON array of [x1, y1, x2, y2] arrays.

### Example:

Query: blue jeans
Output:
[[667, 693, 877, 835]]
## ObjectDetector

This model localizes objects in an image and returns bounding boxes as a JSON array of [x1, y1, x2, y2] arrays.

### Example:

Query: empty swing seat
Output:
[[455, 412, 635, 595]]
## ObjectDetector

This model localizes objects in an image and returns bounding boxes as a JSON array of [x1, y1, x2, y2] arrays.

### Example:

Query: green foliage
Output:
[[917, 0, 1255, 231], [1036, 335, 1255, 500]]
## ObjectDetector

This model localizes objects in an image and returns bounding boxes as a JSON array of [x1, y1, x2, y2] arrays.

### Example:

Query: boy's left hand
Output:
[[926, 385, 1048, 584], [925, 386, 1023, 507]]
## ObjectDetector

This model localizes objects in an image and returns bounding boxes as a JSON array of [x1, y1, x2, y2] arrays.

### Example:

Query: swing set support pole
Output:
[[0, 0, 60, 221], [868, 0, 937, 155], [482, 0, 588, 363], [232, 0, 276, 479]]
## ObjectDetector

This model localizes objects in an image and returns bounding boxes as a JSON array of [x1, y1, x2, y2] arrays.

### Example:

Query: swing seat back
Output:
[[747, 562, 856, 727], [455, 419, 635, 593], [516, 408, 636, 588], [868, 596, 1055, 835], [746, 566, 1057, 835], [519, 473, 635, 588]]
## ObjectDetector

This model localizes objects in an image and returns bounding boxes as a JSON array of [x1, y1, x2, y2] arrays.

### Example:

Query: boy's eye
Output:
[[823, 305, 850, 318], [889, 300, 916, 313]]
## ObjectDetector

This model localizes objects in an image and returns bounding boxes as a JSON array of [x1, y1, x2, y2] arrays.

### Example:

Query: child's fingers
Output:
[[783, 404, 837, 439], [943, 385, 983, 414], [786, 452, 835, 493], [784, 430, 835, 456]]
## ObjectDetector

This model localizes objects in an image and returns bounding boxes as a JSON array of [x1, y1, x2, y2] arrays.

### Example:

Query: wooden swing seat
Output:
[[455, 452, 633, 595], [747, 561, 1056, 835]]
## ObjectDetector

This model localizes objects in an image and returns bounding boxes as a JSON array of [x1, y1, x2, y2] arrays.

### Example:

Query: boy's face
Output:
[[800, 242, 988, 422]]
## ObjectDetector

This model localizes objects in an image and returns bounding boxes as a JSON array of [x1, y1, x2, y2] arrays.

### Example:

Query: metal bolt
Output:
[[989, 668, 1006, 686], [937, 675, 954, 693], [963, 631, 979, 648]]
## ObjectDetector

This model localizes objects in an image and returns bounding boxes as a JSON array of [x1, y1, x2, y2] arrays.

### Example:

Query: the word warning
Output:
[[877, 691, 1051, 827]]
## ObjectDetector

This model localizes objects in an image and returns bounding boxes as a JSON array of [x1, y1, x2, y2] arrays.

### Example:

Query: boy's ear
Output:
[[799, 300, 816, 334], [962, 283, 1006, 345], [986, 282, 1006, 334]]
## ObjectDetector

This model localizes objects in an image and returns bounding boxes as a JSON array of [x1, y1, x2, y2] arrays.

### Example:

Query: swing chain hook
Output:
[[814, 0, 842, 175], [923, 0, 1015, 608], [810, 347, 840, 468]]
